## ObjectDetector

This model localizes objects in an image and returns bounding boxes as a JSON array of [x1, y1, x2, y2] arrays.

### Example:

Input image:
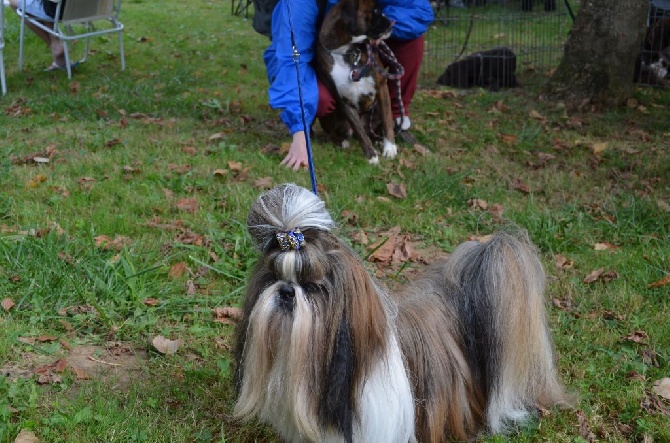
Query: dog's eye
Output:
[[303, 282, 323, 294]]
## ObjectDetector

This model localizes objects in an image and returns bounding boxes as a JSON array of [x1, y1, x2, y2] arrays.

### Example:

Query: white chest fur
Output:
[[329, 50, 377, 111]]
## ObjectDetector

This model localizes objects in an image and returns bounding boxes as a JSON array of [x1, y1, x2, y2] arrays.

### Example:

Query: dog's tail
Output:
[[444, 230, 574, 433]]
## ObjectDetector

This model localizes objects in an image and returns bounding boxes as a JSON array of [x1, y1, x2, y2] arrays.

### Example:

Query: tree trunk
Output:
[[541, 0, 649, 110]]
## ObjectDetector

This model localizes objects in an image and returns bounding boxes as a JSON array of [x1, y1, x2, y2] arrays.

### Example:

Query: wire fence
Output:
[[420, 0, 574, 86]]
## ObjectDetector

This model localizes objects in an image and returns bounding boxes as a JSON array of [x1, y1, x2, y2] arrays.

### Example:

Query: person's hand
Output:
[[281, 131, 309, 171]]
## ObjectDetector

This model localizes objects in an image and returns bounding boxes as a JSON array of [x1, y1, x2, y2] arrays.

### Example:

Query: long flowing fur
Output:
[[234, 183, 572, 442]]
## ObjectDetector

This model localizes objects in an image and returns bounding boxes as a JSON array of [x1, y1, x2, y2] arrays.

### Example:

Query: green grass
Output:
[[1, 1, 670, 442]]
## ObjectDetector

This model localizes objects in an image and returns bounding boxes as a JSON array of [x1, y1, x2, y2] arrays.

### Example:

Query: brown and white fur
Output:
[[315, 0, 398, 164], [233, 183, 573, 442]]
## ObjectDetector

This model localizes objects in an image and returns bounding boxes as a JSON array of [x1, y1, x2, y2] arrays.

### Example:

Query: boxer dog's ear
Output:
[[341, 0, 360, 37]]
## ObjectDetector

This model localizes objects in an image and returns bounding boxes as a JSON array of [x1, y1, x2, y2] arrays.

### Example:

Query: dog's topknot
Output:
[[247, 183, 335, 251]]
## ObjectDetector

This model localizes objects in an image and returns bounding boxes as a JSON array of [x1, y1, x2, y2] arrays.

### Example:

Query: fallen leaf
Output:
[[648, 275, 670, 289], [142, 298, 160, 307], [14, 429, 40, 443], [622, 330, 649, 344], [554, 254, 573, 270], [186, 280, 197, 296], [175, 198, 198, 213], [591, 142, 607, 155], [2, 297, 15, 312], [488, 203, 504, 222], [213, 169, 228, 177], [652, 378, 670, 400], [528, 109, 545, 120], [594, 242, 617, 251], [511, 178, 531, 194], [576, 410, 596, 442], [369, 236, 396, 263], [152, 335, 183, 356], [212, 307, 243, 324], [94, 235, 131, 251], [169, 262, 188, 279], [583, 268, 605, 284], [351, 229, 368, 245], [468, 198, 488, 210], [254, 177, 274, 190], [499, 133, 518, 145], [387, 182, 407, 199]]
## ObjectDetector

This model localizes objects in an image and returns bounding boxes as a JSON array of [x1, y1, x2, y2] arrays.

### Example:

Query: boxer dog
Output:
[[315, 0, 398, 164], [437, 47, 519, 92]]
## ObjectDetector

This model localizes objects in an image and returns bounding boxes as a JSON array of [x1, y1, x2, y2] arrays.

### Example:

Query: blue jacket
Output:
[[264, 0, 434, 135]]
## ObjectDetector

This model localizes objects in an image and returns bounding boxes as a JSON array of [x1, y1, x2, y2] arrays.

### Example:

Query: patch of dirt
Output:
[[1, 342, 148, 391], [65, 343, 148, 390]]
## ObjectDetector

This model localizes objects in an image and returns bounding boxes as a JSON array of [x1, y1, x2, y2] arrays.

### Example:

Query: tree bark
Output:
[[541, 0, 649, 110]]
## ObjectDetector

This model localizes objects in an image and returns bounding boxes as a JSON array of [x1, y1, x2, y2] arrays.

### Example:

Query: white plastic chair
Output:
[[17, 0, 125, 79], [1, 0, 7, 95]]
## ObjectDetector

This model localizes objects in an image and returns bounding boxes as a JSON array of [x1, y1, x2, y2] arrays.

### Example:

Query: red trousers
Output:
[[316, 36, 425, 121]]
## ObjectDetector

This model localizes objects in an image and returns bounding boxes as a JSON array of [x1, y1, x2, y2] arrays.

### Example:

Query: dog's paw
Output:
[[368, 155, 380, 165], [382, 140, 398, 159], [341, 140, 351, 149]]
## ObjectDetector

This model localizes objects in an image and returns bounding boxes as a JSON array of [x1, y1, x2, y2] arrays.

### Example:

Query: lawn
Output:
[[1, 0, 669, 442]]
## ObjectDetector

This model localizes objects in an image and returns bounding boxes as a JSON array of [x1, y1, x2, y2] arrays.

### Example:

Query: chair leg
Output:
[[62, 40, 72, 79], [119, 31, 125, 71], [19, 14, 26, 71], [0, 53, 6, 95]]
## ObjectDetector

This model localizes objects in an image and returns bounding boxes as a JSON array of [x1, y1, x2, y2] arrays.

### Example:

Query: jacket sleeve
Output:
[[381, 0, 434, 41], [263, 0, 322, 135]]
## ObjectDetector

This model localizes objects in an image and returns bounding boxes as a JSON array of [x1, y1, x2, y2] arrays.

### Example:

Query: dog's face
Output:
[[340, 0, 393, 42]]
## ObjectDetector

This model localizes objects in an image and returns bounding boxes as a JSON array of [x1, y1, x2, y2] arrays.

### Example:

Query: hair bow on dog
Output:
[[276, 228, 306, 252]]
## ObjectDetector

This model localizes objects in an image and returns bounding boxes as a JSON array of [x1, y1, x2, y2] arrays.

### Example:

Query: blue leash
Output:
[[285, 0, 319, 195]]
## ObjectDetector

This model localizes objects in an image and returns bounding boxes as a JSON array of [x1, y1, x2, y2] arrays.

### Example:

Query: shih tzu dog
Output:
[[233, 183, 572, 442]]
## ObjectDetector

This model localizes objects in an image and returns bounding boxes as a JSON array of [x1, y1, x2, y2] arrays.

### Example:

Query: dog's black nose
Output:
[[278, 283, 295, 311]]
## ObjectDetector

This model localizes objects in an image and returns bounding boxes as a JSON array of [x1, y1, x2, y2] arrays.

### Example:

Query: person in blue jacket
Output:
[[264, 0, 434, 170]]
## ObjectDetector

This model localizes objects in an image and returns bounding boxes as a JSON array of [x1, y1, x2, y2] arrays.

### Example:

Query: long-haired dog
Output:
[[233, 183, 572, 442]]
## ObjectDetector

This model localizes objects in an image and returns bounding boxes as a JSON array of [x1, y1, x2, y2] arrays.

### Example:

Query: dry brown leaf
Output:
[[351, 229, 368, 245], [591, 142, 607, 155], [648, 275, 670, 289], [576, 410, 596, 442], [186, 280, 197, 296], [583, 268, 605, 284], [652, 378, 670, 400], [499, 133, 518, 145], [468, 198, 488, 210], [622, 330, 649, 344], [511, 178, 531, 194], [142, 298, 160, 307], [175, 198, 198, 213], [169, 262, 188, 279], [387, 182, 407, 199], [2, 297, 16, 312], [554, 254, 573, 270], [212, 307, 243, 324], [369, 236, 396, 263], [254, 177, 274, 190], [227, 161, 243, 171], [213, 169, 228, 177], [14, 429, 40, 443], [594, 242, 617, 251], [528, 109, 545, 121], [94, 235, 131, 251], [152, 335, 183, 356], [488, 203, 504, 222]]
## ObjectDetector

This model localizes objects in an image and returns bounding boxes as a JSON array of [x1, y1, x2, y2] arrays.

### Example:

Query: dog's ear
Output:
[[319, 316, 354, 443], [341, 0, 359, 36]]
